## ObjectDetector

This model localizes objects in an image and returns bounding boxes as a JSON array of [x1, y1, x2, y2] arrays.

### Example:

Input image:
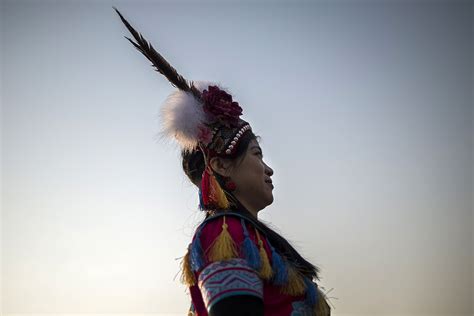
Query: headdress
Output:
[[114, 9, 334, 314], [114, 7, 253, 211]]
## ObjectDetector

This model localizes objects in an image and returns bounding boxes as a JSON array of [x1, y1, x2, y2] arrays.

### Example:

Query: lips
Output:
[[265, 179, 273, 188]]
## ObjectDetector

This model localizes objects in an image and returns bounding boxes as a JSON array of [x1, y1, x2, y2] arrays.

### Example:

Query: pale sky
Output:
[[1, 1, 473, 315]]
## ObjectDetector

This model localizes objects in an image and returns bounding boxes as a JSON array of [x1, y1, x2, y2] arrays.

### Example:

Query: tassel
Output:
[[201, 167, 211, 207], [181, 246, 196, 286], [303, 277, 318, 306], [313, 287, 331, 316], [255, 228, 273, 280], [208, 169, 229, 209], [268, 241, 288, 285], [208, 216, 238, 261], [198, 188, 204, 211], [281, 264, 306, 295], [240, 218, 261, 270], [190, 229, 205, 271], [201, 166, 230, 209]]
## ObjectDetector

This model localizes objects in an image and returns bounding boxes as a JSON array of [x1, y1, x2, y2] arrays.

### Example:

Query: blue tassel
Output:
[[241, 218, 261, 270], [198, 189, 205, 211], [303, 277, 319, 306], [190, 228, 205, 271], [269, 243, 288, 285]]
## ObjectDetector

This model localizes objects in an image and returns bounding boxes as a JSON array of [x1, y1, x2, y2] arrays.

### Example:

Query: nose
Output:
[[264, 162, 274, 177]]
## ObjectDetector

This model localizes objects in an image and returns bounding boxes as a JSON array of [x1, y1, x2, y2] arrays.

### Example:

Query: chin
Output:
[[265, 195, 274, 206]]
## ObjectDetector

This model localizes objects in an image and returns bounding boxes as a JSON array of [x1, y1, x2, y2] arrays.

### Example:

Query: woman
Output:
[[114, 7, 332, 316]]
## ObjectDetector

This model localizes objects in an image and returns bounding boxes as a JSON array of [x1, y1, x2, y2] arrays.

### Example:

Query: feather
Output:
[[113, 7, 239, 151], [113, 6, 202, 100], [158, 80, 218, 151]]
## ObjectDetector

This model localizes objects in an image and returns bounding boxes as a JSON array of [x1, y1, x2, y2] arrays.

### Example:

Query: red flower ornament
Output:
[[202, 85, 243, 128]]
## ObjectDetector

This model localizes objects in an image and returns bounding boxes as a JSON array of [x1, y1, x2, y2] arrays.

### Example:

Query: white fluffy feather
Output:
[[158, 80, 227, 152]]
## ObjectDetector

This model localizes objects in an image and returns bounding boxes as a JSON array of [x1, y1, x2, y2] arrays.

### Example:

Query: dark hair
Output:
[[181, 130, 256, 189], [181, 132, 320, 281]]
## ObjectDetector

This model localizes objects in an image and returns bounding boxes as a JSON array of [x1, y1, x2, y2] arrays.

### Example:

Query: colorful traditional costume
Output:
[[115, 7, 333, 315]]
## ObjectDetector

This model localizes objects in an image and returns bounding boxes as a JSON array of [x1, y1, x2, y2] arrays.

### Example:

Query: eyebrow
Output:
[[251, 145, 262, 152]]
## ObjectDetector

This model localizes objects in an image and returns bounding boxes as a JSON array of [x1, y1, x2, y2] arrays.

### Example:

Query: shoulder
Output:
[[182, 213, 324, 313], [199, 214, 245, 253], [188, 214, 267, 313], [197, 213, 272, 264]]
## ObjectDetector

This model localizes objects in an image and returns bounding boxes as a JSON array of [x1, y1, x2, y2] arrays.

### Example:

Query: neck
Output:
[[230, 193, 259, 219]]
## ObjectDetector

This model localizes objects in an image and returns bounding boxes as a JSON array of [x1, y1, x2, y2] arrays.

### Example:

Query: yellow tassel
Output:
[[313, 287, 331, 316], [281, 264, 306, 295], [255, 229, 273, 280], [209, 170, 229, 209], [180, 250, 196, 286], [208, 216, 238, 261]]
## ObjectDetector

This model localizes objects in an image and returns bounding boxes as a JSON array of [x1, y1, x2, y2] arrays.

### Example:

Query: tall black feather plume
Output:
[[113, 7, 202, 100]]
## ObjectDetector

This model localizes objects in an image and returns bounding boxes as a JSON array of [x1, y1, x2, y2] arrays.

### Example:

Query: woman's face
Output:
[[229, 139, 274, 212]]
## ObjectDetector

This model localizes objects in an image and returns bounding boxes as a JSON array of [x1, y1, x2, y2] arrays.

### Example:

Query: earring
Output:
[[224, 178, 236, 191]]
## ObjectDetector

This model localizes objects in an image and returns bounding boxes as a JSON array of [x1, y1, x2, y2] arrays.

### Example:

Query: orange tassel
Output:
[[181, 249, 196, 286], [255, 229, 273, 280], [208, 170, 229, 209], [208, 216, 238, 261], [313, 287, 332, 316], [281, 264, 306, 295]]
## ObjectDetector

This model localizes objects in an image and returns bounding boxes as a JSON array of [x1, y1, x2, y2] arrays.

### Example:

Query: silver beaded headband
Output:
[[212, 123, 252, 155], [225, 124, 252, 155]]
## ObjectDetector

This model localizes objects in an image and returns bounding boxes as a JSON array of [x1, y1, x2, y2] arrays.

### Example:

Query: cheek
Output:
[[235, 160, 263, 188], [250, 161, 267, 188]]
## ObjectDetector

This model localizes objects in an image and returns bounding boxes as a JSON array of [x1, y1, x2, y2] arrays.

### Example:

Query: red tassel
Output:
[[201, 167, 211, 206], [201, 165, 229, 209]]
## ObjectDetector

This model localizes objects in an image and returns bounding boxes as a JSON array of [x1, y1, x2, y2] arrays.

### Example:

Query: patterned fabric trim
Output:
[[197, 258, 263, 311]]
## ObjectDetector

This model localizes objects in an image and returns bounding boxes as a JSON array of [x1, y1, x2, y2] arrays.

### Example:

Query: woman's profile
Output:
[[114, 7, 332, 316]]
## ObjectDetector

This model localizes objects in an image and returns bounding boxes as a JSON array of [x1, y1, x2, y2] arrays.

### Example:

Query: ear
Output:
[[209, 156, 233, 177]]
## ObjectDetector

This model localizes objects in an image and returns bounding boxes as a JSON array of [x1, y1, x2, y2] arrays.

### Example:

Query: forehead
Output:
[[248, 139, 261, 151]]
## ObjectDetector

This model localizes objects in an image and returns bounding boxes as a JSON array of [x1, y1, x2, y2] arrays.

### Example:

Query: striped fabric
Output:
[[197, 258, 263, 311]]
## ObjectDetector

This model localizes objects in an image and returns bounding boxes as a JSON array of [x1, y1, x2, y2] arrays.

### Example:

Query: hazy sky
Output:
[[2, 1, 472, 315]]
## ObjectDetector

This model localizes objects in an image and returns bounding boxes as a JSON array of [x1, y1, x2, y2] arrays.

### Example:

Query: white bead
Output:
[[226, 149, 231, 154]]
